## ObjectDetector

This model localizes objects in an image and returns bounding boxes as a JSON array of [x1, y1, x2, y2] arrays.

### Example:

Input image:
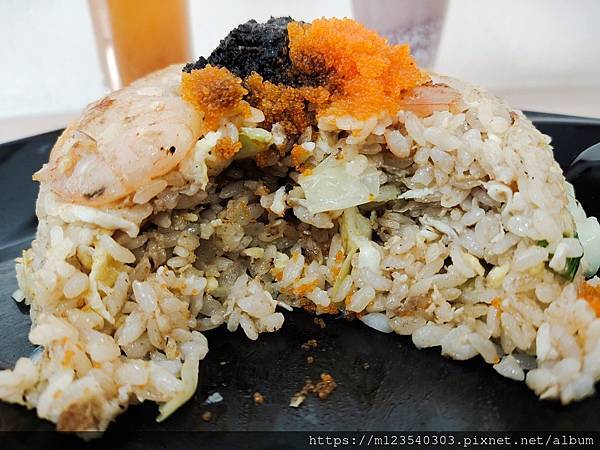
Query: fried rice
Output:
[[2, 17, 600, 433]]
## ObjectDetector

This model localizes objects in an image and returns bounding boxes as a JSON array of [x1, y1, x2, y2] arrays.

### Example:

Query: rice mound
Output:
[[2, 70, 600, 433]]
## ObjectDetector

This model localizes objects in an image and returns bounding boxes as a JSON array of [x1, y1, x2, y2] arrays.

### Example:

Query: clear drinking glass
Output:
[[88, 0, 192, 90], [352, 0, 448, 68]]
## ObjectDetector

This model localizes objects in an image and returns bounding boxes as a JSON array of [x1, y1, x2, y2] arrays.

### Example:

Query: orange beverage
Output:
[[89, 0, 191, 89]]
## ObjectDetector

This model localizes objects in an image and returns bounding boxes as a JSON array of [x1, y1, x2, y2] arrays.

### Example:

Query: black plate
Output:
[[1, 113, 600, 448]]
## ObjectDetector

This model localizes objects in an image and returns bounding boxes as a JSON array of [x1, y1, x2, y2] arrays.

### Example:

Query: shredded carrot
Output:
[[293, 280, 319, 297], [578, 282, 600, 316], [331, 267, 340, 279], [344, 293, 353, 306], [491, 297, 502, 310], [331, 250, 346, 279], [62, 349, 74, 366]]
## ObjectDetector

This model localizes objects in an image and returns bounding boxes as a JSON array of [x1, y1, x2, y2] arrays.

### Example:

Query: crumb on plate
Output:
[[313, 317, 326, 328], [289, 372, 336, 408], [301, 339, 318, 351], [253, 391, 265, 405]]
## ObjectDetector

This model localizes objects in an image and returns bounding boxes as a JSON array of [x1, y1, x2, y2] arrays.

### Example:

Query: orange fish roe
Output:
[[287, 18, 428, 119], [213, 137, 242, 160], [290, 144, 311, 170], [181, 65, 250, 132], [245, 73, 329, 136], [578, 282, 600, 316]]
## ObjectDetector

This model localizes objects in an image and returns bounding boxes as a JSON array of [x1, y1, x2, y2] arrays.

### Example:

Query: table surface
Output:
[[0, 87, 599, 145]]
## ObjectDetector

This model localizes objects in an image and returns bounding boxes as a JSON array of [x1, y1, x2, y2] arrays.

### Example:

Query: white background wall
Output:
[[1, 0, 599, 120], [436, 0, 599, 89]]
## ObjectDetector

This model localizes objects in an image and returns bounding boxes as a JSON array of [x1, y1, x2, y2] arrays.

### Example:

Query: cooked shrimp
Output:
[[34, 65, 203, 206], [399, 83, 462, 117]]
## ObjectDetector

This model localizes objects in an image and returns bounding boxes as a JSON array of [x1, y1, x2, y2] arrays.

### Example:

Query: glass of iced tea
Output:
[[88, 0, 191, 90]]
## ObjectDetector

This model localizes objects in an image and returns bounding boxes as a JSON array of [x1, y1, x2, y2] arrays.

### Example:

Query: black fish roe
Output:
[[183, 17, 329, 88], [183, 17, 294, 84]]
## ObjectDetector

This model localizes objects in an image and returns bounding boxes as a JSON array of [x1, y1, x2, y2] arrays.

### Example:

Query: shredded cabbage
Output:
[[340, 206, 372, 251], [298, 155, 380, 214], [332, 208, 372, 297], [375, 184, 401, 202], [566, 182, 600, 276], [87, 249, 117, 323], [235, 127, 272, 160], [578, 219, 600, 276], [156, 357, 200, 422]]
